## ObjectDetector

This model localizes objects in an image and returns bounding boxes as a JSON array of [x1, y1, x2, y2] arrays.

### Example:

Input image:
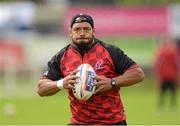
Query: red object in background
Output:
[[0, 39, 24, 70], [63, 6, 168, 36], [154, 40, 179, 83]]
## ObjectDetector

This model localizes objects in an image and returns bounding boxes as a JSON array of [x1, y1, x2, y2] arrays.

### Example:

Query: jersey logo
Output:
[[95, 60, 104, 70]]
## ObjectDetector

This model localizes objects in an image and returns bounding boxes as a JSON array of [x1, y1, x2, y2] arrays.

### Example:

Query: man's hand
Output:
[[63, 69, 79, 89], [93, 75, 112, 94], [37, 69, 79, 96]]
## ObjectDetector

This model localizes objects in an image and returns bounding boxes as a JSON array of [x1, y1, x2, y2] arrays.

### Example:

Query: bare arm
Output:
[[115, 67, 144, 87], [37, 79, 60, 96], [93, 67, 144, 94], [37, 70, 79, 96]]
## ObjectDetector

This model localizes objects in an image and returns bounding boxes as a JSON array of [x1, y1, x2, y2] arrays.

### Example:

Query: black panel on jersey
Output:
[[46, 45, 69, 80], [98, 39, 136, 75]]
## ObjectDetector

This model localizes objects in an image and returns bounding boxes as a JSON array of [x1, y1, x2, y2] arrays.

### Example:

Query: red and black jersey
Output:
[[41, 38, 137, 124]]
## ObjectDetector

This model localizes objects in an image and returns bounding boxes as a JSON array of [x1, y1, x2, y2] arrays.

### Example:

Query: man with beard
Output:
[[37, 13, 144, 125]]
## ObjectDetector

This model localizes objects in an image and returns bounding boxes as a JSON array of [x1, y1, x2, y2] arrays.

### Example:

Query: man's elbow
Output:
[[137, 68, 145, 82], [37, 89, 45, 97], [37, 81, 45, 97]]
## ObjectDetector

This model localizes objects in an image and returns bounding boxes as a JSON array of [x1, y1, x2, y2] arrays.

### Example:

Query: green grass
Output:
[[0, 92, 70, 125], [122, 82, 180, 125], [0, 75, 180, 125]]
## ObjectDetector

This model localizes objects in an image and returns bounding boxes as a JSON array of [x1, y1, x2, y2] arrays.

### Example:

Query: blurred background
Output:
[[0, 0, 180, 125]]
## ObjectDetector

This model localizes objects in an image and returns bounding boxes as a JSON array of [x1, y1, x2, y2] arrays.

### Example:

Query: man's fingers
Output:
[[68, 84, 74, 89], [70, 69, 79, 75], [92, 81, 104, 86], [93, 75, 103, 81], [93, 87, 102, 94], [68, 80, 78, 85], [71, 75, 79, 80]]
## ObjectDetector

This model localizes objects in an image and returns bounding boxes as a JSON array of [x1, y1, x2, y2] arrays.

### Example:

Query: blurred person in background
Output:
[[154, 37, 179, 113], [37, 13, 144, 125], [176, 38, 180, 81]]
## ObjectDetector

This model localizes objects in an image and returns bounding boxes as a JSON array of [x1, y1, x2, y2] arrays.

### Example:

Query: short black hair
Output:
[[70, 13, 94, 28]]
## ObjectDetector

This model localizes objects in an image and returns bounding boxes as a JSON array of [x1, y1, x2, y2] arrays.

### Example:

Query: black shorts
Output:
[[68, 120, 127, 125], [161, 80, 176, 92]]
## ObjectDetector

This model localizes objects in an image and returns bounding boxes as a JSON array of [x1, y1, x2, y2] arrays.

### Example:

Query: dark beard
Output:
[[76, 42, 90, 50], [73, 37, 94, 51]]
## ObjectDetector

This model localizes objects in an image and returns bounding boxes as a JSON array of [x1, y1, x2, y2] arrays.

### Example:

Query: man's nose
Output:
[[79, 30, 86, 35]]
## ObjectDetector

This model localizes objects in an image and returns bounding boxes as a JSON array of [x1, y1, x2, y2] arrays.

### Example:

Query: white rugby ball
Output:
[[73, 64, 96, 101]]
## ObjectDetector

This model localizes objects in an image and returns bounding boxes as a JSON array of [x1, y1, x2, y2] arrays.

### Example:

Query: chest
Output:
[[60, 45, 116, 77]]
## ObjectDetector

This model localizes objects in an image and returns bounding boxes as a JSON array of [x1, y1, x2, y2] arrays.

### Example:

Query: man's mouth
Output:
[[78, 38, 88, 40]]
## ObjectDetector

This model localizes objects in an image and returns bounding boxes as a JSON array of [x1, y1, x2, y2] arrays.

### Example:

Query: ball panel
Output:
[[73, 63, 96, 101]]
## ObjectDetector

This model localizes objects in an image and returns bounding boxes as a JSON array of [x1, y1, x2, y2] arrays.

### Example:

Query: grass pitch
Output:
[[0, 75, 179, 125]]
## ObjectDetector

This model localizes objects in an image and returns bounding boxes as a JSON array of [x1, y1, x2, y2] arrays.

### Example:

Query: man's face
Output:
[[69, 22, 95, 46]]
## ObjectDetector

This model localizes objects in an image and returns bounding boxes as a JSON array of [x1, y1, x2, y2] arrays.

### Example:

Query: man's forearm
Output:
[[37, 79, 60, 96], [114, 67, 144, 87]]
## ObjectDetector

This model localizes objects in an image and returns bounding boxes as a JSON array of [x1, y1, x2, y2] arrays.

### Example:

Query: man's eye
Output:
[[74, 28, 80, 32], [84, 28, 91, 33], [85, 28, 90, 31]]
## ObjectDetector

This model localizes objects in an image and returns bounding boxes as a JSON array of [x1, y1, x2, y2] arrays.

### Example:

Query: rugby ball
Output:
[[73, 64, 96, 101]]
